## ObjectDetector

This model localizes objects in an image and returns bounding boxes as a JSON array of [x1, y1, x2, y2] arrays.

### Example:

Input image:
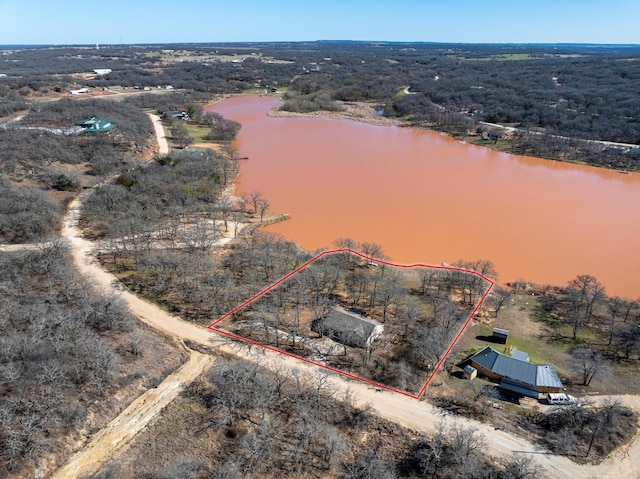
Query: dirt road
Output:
[[148, 113, 169, 155], [50, 351, 213, 479]]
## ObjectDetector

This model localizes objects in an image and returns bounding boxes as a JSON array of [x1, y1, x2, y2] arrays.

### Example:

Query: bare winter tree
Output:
[[565, 274, 606, 340], [181, 214, 222, 254], [572, 347, 609, 386], [216, 193, 235, 232], [360, 242, 386, 261], [249, 190, 264, 214], [257, 198, 269, 222], [418, 267, 441, 296], [606, 296, 626, 346], [614, 325, 640, 359], [339, 450, 397, 479], [501, 453, 542, 479], [490, 285, 511, 318]]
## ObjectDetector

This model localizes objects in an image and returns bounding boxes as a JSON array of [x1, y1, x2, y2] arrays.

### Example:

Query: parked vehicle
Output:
[[548, 393, 576, 405]]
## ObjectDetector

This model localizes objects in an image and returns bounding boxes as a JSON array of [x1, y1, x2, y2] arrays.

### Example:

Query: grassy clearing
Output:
[[452, 296, 573, 384], [185, 123, 211, 143], [448, 293, 640, 396]]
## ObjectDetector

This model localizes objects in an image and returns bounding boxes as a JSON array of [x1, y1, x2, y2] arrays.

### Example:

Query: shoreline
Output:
[[266, 98, 404, 128], [260, 95, 639, 174]]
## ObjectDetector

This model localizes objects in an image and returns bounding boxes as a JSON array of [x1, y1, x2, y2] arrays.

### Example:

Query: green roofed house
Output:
[[75, 117, 117, 132]]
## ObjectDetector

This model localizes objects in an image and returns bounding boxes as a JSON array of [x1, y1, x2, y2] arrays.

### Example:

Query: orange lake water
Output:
[[208, 95, 640, 299]]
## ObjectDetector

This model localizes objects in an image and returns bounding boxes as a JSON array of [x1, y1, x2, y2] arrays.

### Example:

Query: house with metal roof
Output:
[[311, 307, 383, 349], [75, 117, 117, 132], [466, 346, 564, 398]]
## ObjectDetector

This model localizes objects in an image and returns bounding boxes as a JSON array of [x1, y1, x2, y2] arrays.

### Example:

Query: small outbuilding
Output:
[[492, 328, 509, 344], [463, 365, 478, 380], [311, 307, 383, 349]]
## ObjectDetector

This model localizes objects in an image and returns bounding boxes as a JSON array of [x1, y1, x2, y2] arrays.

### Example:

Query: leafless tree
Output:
[[360, 242, 386, 261], [238, 192, 249, 214], [339, 450, 397, 479], [490, 285, 511, 318], [378, 270, 401, 321], [450, 260, 490, 306], [502, 453, 542, 479], [614, 325, 640, 359], [606, 296, 626, 345], [181, 214, 222, 254], [248, 189, 263, 214], [565, 274, 606, 340], [571, 347, 609, 386], [418, 267, 440, 296], [216, 193, 235, 232], [231, 211, 243, 238], [257, 198, 269, 222]]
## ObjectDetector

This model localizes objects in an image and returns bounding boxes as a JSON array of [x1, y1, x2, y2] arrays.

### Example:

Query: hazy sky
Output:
[[1, 0, 639, 45]]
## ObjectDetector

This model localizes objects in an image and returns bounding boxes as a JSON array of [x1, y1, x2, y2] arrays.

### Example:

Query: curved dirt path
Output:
[[56, 187, 640, 479]]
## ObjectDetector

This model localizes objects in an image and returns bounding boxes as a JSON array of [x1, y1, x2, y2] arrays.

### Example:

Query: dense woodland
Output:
[[2, 42, 639, 169], [0, 98, 153, 242], [80, 149, 239, 253], [0, 178, 59, 242], [0, 243, 182, 478], [219, 248, 490, 394], [91, 202, 490, 394]]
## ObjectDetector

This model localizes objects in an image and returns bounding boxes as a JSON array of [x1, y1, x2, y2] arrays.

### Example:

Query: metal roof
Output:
[[311, 308, 382, 349], [499, 378, 540, 399], [470, 346, 563, 389], [511, 349, 529, 362], [76, 117, 117, 132]]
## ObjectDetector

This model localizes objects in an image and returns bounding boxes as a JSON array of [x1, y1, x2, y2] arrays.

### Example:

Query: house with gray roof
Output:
[[466, 346, 564, 398], [311, 307, 383, 349]]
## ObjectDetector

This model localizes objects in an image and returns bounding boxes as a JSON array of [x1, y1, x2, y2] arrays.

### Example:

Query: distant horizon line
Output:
[[1, 40, 639, 48]]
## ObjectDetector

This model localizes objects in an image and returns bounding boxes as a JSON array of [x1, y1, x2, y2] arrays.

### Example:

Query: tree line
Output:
[[4, 43, 639, 149]]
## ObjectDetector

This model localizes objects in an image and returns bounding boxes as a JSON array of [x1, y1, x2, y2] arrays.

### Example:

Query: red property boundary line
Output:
[[208, 248, 494, 400]]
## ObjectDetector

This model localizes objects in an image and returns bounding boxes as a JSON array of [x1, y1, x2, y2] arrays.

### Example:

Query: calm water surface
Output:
[[209, 95, 640, 299]]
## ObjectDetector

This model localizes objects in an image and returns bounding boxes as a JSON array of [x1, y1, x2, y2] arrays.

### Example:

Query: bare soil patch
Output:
[[268, 99, 406, 127]]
